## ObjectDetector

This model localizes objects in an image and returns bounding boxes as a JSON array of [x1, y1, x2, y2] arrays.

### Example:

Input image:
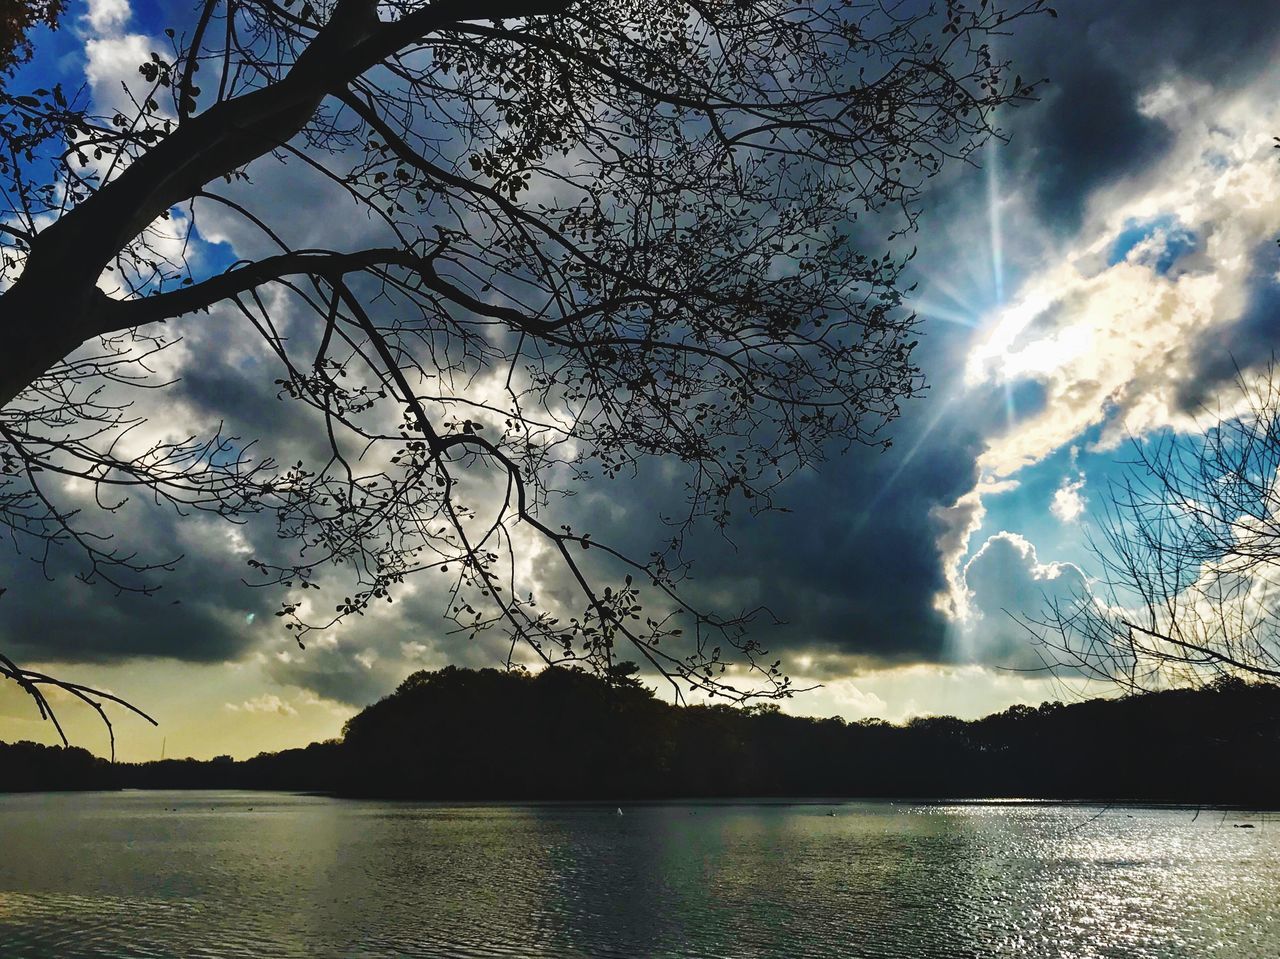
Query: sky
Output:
[[2, 0, 1280, 761]]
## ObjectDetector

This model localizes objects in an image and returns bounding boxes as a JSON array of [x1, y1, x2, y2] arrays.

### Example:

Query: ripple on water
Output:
[[0, 794, 1278, 958]]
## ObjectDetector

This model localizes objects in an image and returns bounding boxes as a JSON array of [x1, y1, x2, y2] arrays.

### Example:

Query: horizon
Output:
[[3, 660, 1101, 763]]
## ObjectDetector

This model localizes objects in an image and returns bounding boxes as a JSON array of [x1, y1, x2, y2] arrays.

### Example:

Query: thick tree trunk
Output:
[[0, 284, 103, 408], [0, 0, 564, 410], [0, 5, 370, 409]]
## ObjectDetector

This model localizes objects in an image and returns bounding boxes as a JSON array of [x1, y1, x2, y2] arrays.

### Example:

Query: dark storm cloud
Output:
[[1177, 239, 1280, 411], [721, 431, 982, 662], [1002, 0, 1280, 231], [264, 648, 393, 708], [223, 0, 1280, 690], [1022, 62, 1172, 233], [548, 396, 985, 668], [0, 313, 326, 668], [174, 330, 337, 467], [0, 502, 275, 664]]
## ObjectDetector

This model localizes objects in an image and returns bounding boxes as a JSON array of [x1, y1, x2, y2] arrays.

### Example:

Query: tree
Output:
[[0, 0, 63, 76], [0, 0, 1047, 741], [1034, 365, 1280, 689]]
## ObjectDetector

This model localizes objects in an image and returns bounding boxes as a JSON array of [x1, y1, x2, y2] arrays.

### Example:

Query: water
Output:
[[0, 792, 1276, 958]]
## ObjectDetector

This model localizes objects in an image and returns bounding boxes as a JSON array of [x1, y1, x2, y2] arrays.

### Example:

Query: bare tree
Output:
[[1034, 365, 1280, 690], [0, 0, 1047, 741]]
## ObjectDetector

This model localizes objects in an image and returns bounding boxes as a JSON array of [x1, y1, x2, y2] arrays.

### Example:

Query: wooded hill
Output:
[[4, 667, 1278, 804]]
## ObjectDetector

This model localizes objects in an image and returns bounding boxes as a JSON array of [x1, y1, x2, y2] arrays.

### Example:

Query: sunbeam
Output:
[[903, 298, 979, 328], [988, 142, 1006, 307]]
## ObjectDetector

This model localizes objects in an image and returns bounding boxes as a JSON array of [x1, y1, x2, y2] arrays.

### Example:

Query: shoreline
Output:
[[4, 788, 1279, 812]]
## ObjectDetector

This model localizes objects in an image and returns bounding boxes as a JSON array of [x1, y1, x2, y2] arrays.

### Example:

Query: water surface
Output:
[[0, 792, 1276, 957]]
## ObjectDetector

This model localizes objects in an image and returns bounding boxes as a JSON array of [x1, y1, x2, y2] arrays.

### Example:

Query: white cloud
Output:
[[935, 66, 1280, 623], [225, 693, 297, 716], [931, 477, 1018, 619], [81, 0, 153, 120], [954, 531, 1088, 667], [819, 678, 887, 718], [780, 662, 1071, 724], [84, 33, 151, 112], [85, 0, 131, 35], [1050, 473, 1087, 523], [964, 74, 1280, 478]]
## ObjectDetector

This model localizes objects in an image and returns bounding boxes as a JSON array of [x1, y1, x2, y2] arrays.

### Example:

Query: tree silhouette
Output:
[[12, 665, 1277, 803], [0, 0, 1047, 737], [0, 0, 63, 76], [1034, 365, 1280, 689]]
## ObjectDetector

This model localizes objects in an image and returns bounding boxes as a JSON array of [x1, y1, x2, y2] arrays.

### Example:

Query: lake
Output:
[[0, 792, 1276, 957]]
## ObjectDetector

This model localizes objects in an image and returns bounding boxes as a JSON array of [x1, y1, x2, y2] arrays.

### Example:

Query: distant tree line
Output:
[[4, 666, 1280, 804]]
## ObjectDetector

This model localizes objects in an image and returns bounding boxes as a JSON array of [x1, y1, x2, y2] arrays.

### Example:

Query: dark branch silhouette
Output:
[[1031, 363, 1280, 689], [0, 0, 1049, 740], [0, 0, 63, 76]]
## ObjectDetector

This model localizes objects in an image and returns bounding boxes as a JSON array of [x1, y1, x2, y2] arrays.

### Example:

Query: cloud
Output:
[[818, 678, 888, 719], [80, 0, 159, 122], [1001, 0, 1280, 230], [1050, 474, 1086, 523], [1050, 450, 1087, 523], [930, 46, 1280, 630], [225, 693, 297, 716], [967, 91, 1280, 477], [931, 477, 1020, 620], [607, 416, 986, 667], [0, 503, 277, 666], [83, 33, 151, 113], [84, 0, 131, 35], [956, 532, 1087, 669]]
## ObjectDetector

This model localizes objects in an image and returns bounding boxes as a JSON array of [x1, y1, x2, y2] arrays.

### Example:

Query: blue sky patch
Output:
[[1108, 214, 1198, 274]]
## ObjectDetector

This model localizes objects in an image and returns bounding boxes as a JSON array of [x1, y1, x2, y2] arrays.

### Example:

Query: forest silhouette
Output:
[[4, 666, 1280, 804]]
